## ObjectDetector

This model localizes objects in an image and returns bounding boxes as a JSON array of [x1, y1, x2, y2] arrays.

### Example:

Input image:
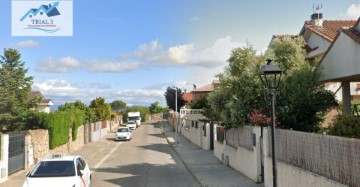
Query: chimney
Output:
[[193, 84, 196, 90], [311, 4, 323, 26], [49, 4, 51, 8]]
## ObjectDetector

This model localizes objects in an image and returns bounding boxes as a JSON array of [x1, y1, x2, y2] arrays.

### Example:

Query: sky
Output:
[[1, 0, 360, 109]]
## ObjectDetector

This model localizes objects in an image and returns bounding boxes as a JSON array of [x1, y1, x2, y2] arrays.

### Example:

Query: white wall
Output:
[[306, 32, 331, 58], [213, 126, 262, 182], [180, 120, 211, 150], [201, 122, 210, 150], [213, 124, 225, 161], [0, 134, 9, 183], [319, 31, 360, 82], [90, 122, 109, 142]]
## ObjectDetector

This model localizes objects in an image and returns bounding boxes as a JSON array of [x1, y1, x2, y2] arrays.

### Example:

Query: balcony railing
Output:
[[180, 109, 203, 115]]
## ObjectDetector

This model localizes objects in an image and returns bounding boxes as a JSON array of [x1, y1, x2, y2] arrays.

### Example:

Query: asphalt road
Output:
[[3, 122, 200, 187], [88, 122, 200, 187]]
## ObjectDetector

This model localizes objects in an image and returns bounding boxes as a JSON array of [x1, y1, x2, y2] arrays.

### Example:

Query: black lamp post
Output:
[[258, 59, 282, 187]]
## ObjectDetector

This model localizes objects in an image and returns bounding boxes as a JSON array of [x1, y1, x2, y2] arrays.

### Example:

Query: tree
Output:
[[206, 37, 337, 132], [0, 48, 34, 131], [58, 100, 96, 122], [110, 100, 126, 112], [191, 96, 208, 109], [207, 46, 265, 129], [270, 37, 338, 132], [149, 101, 168, 114], [164, 87, 186, 112], [89, 97, 112, 121]]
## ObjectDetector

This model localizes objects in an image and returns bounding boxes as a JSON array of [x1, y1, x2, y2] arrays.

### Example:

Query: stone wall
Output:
[[27, 129, 49, 162], [148, 113, 163, 121], [27, 119, 117, 163], [28, 124, 87, 162], [69, 125, 85, 152]]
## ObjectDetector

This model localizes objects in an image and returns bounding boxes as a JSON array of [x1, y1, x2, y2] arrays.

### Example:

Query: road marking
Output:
[[94, 142, 122, 169]]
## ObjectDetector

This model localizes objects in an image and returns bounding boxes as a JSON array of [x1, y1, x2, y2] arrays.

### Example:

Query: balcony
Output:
[[180, 109, 205, 120]]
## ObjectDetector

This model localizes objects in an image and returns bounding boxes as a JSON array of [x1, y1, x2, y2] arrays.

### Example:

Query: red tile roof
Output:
[[304, 20, 356, 42], [182, 92, 192, 102]]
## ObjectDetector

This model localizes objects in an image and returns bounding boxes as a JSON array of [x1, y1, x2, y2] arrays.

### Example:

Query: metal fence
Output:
[[269, 129, 360, 187]]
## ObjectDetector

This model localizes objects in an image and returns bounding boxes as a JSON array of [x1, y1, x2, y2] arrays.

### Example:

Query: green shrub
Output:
[[46, 111, 71, 149], [25, 111, 50, 129], [328, 114, 360, 138], [71, 110, 85, 140]]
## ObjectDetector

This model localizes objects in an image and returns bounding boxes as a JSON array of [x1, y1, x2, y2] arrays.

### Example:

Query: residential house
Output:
[[270, 8, 358, 114], [182, 90, 192, 109], [317, 17, 360, 114], [299, 9, 357, 107], [29, 91, 54, 113], [179, 80, 220, 150], [191, 80, 220, 101]]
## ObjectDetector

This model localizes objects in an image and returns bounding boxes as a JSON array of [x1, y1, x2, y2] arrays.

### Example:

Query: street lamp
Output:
[[172, 86, 178, 146], [258, 59, 282, 187]]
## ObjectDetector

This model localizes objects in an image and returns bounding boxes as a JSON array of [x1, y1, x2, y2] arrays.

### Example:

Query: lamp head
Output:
[[258, 59, 282, 89]]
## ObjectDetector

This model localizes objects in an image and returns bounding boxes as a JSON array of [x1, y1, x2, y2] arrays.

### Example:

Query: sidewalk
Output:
[[162, 121, 264, 187]]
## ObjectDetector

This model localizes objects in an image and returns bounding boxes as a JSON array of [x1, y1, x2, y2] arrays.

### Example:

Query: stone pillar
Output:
[[0, 134, 9, 183]]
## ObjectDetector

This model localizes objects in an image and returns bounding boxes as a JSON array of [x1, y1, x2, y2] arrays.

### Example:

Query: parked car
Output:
[[115, 127, 132, 141], [22, 155, 91, 187], [126, 121, 137, 130]]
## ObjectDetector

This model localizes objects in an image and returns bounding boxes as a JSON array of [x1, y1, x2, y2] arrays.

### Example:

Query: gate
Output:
[[210, 122, 214, 150], [8, 132, 25, 175]]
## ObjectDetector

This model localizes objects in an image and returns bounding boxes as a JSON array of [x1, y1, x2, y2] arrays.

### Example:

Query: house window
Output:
[[40, 12, 43, 15], [195, 121, 198, 128], [191, 121, 194, 127]]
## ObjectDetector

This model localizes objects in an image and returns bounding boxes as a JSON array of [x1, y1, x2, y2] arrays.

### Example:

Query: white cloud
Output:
[[32, 79, 167, 107], [16, 40, 39, 48], [189, 36, 245, 67], [83, 59, 143, 72], [346, 4, 360, 18], [37, 56, 81, 72], [167, 44, 194, 64], [256, 47, 268, 56], [135, 36, 245, 68], [36, 36, 245, 73]]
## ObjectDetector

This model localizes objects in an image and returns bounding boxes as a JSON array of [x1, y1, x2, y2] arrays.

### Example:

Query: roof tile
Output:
[[305, 20, 356, 42]]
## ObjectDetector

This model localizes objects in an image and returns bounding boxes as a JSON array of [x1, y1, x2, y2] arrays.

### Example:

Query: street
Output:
[[3, 123, 200, 187], [87, 123, 200, 187]]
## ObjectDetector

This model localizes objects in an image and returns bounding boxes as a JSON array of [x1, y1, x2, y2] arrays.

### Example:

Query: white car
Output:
[[126, 121, 137, 130], [22, 155, 91, 187], [115, 127, 132, 141]]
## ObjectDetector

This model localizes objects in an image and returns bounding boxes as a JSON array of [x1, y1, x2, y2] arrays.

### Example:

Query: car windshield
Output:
[[128, 116, 139, 121], [117, 128, 129, 132], [29, 161, 75, 177]]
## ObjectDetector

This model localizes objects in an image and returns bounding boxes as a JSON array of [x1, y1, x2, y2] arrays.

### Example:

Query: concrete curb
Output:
[[160, 127, 207, 187]]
